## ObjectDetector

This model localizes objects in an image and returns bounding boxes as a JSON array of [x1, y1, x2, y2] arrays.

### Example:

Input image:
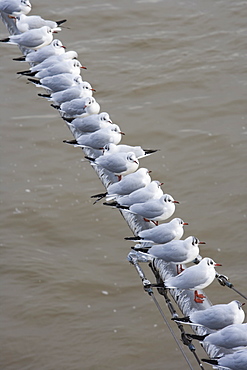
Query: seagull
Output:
[[125, 194, 179, 225], [202, 349, 247, 370], [28, 74, 83, 93], [40, 81, 95, 105], [172, 300, 245, 330], [85, 151, 139, 180], [14, 14, 66, 33], [17, 59, 86, 78], [102, 143, 159, 159], [164, 257, 222, 303], [13, 39, 66, 63], [107, 180, 164, 207], [0, 26, 56, 50], [0, 0, 31, 16], [19, 50, 78, 72], [188, 323, 247, 350], [63, 124, 125, 149], [138, 236, 204, 265], [125, 218, 188, 244], [91, 168, 152, 203], [66, 112, 112, 135], [58, 97, 100, 118]]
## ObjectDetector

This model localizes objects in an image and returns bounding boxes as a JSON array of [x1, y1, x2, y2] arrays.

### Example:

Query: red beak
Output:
[[215, 263, 222, 266], [173, 200, 179, 204], [183, 222, 189, 225]]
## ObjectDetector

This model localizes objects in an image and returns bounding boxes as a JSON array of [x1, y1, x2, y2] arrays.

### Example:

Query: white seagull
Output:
[[13, 39, 66, 63], [42, 81, 95, 106], [58, 97, 100, 118], [18, 59, 86, 79], [126, 194, 179, 225], [0, 26, 55, 50], [0, 0, 31, 16], [86, 152, 139, 180], [28, 74, 83, 93], [102, 143, 159, 159], [173, 300, 245, 330], [21, 50, 78, 72], [67, 112, 112, 135], [63, 124, 124, 149], [125, 218, 188, 244], [202, 349, 247, 370], [109, 180, 164, 207], [139, 236, 204, 265], [188, 323, 247, 350], [14, 14, 66, 33], [164, 257, 222, 303]]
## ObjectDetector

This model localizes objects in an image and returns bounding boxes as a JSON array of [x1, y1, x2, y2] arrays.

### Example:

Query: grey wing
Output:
[[165, 265, 201, 289], [19, 32, 44, 48], [130, 199, 162, 218]]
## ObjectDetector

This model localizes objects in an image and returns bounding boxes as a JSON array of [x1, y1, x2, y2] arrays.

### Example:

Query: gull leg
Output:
[[194, 290, 206, 303]]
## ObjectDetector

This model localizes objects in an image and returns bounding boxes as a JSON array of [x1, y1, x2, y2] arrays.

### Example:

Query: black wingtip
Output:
[[201, 359, 218, 365], [144, 149, 160, 155], [62, 117, 74, 123], [63, 139, 77, 145], [56, 19, 67, 26], [171, 316, 190, 323], [186, 333, 208, 341], [91, 192, 107, 199], [17, 70, 35, 76], [27, 77, 40, 85], [124, 236, 141, 241], [0, 37, 10, 43], [103, 201, 119, 207], [84, 156, 95, 162], [13, 56, 26, 61], [51, 104, 60, 109], [38, 93, 51, 98]]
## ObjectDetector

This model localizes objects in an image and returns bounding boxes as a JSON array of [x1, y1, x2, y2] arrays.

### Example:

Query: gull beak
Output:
[[91, 88, 96, 92], [183, 222, 189, 225], [81, 66, 87, 69], [120, 131, 125, 135], [62, 45, 66, 49], [173, 200, 179, 204], [160, 182, 164, 186], [215, 263, 222, 266], [148, 170, 152, 173], [199, 241, 206, 244]]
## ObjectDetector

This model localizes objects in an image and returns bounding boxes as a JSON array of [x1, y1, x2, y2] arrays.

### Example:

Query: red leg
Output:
[[176, 264, 184, 274], [194, 290, 206, 303], [117, 175, 122, 181]]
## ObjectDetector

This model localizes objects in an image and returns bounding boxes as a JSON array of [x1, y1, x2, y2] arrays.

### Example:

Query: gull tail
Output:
[[13, 56, 26, 61], [91, 192, 107, 204], [103, 202, 129, 210], [84, 156, 96, 162], [62, 117, 74, 123], [17, 70, 36, 76], [186, 333, 209, 341], [63, 139, 78, 145], [27, 77, 41, 85], [124, 236, 141, 241], [51, 104, 60, 109], [131, 246, 150, 253], [144, 149, 160, 155], [201, 359, 218, 366], [38, 93, 51, 98], [0, 37, 10, 43], [56, 19, 67, 26], [171, 316, 192, 325]]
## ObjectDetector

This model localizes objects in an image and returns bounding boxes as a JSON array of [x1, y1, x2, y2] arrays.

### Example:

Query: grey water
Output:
[[0, 0, 246, 369]]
